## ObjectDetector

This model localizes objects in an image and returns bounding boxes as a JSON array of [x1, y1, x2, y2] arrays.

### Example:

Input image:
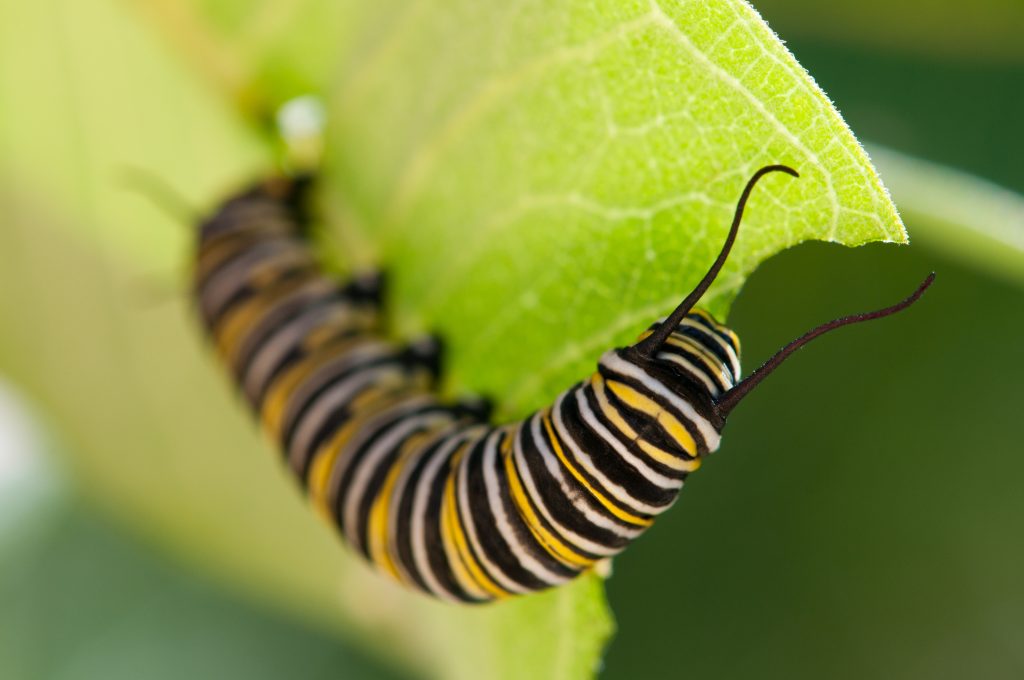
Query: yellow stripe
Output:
[[664, 335, 729, 382], [196, 234, 256, 281], [305, 393, 413, 512], [440, 446, 506, 600], [301, 309, 375, 348], [591, 375, 700, 470], [261, 354, 326, 440], [635, 318, 739, 383], [541, 412, 653, 527], [689, 308, 741, 353], [687, 308, 716, 324], [501, 434, 592, 568], [259, 336, 383, 440], [248, 253, 312, 288], [366, 470, 404, 580], [635, 309, 738, 354], [197, 228, 294, 283], [214, 277, 313, 364], [303, 322, 344, 350], [638, 325, 727, 381], [306, 443, 340, 523], [724, 328, 740, 352], [306, 420, 361, 515], [366, 433, 431, 582], [444, 453, 508, 599], [439, 488, 487, 600], [605, 380, 702, 470]]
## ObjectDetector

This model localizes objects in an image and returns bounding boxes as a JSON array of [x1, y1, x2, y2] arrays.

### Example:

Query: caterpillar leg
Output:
[[403, 335, 492, 420], [454, 395, 493, 421], [405, 333, 444, 379], [344, 270, 386, 306]]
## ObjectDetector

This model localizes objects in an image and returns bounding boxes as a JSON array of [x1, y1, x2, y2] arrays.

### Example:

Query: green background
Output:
[[1, 1, 1022, 679]]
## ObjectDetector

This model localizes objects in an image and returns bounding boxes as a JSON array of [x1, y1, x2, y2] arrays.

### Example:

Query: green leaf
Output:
[[321, 0, 905, 415], [0, 1, 908, 679], [868, 145, 1024, 286]]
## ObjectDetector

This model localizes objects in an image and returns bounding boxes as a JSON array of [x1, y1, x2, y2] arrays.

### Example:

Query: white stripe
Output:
[[322, 395, 432, 503], [525, 416, 641, 542], [384, 425, 452, 590], [287, 365, 405, 470], [552, 393, 664, 516], [679, 317, 742, 380], [665, 334, 733, 391], [657, 352, 720, 395], [600, 351, 721, 452], [232, 277, 335, 360], [409, 431, 482, 602], [280, 341, 394, 431], [204, 202, 289, 238], [576, 386, 683, 489], [517, 416, 635, 553], [243, 302, 348, 398], [201, 240, 303, 317], [338, 405, 446, 550], [481, 431, 571, 587], [455, 431, 530, 594]]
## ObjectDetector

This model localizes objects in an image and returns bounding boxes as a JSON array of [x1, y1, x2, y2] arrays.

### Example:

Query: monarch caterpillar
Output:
[[194, 165, 933, 603]]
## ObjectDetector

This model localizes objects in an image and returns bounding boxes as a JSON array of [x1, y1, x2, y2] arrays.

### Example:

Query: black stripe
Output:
[[199, 240, 314, 325], [581, 384, 691, 481], [228, 278, 338, 378], [484, 430, 578, 583], [240, 300, 352, 406], [516, 413, 628, 554], [282, 359, 416, 475], [419, 436, 486, 602], [657, 343, 730, 393], [558, 389, 674, 510], [460, 433, 549, 591], [598, 356, 717, 454], [288, 367, 409, 480], [350, 413, 456, 558], [390, 435, 451, 594], [199, 195, 292, 239], [330, 403, 452, 549]]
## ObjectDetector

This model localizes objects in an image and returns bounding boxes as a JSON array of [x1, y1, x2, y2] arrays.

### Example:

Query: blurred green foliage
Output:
[[0, 496, 406, 680], [0, 0, 1021, 679], [756, 0, 1024, 63]]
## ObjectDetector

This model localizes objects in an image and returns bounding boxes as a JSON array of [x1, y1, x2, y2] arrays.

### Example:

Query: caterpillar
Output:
[[193, 165, 933, 603]]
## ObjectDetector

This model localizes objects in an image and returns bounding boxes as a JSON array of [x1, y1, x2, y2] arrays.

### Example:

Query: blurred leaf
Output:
[[0, 1, 908, 679], [0, 381, 70, 567], [124, 0, 367, 116], [0, 0, 269, 272], [869, 145, 1024, 286], [0, 500, 406, 680], [754, 0, 1024, 63]]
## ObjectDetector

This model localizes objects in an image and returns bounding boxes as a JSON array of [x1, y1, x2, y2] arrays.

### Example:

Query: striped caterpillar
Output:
[[194, 165, 932, 603]]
